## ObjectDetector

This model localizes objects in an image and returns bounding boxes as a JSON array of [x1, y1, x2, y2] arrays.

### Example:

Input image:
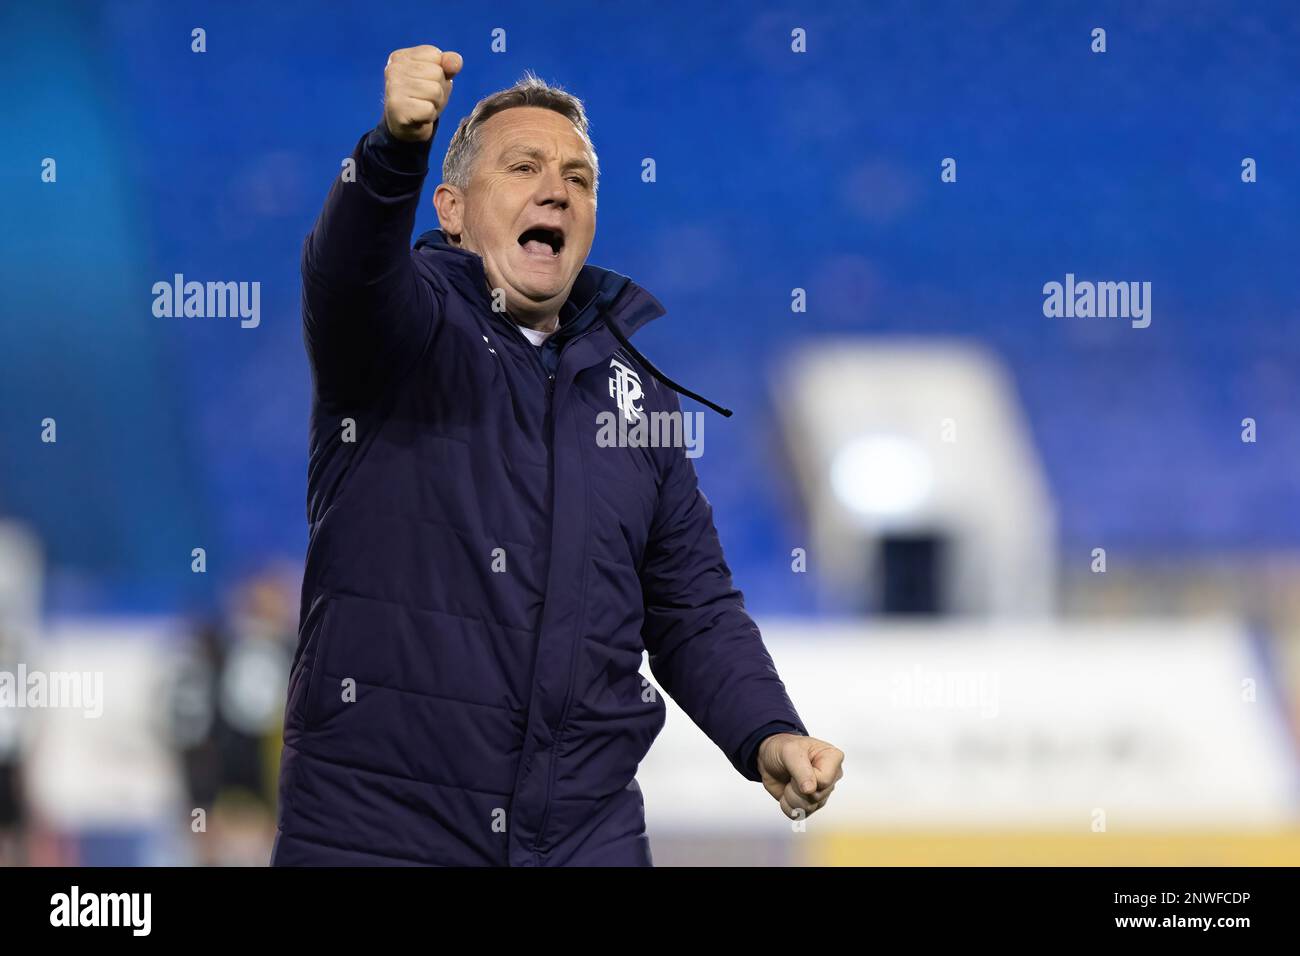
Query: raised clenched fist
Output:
[[382, 45, 463, 143]]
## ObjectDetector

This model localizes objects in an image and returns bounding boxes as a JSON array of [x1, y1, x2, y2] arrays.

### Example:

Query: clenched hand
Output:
[[383, 45, 463, 143], [757, 733, 845, 820]]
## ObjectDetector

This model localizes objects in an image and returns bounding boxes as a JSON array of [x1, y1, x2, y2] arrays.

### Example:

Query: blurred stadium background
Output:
[[2, 0, 1299, 865]]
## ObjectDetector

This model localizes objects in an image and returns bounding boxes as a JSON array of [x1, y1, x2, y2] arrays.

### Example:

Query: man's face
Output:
[[442, 106, 597, 324]]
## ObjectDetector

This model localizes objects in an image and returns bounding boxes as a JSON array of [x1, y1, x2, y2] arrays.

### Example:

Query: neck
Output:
[[486, 279, 559, 331], [513, 311, 559, 333]]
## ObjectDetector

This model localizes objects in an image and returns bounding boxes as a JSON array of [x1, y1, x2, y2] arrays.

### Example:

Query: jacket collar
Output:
[[412, 229, 666, 338], [412, 228, 733, 418]]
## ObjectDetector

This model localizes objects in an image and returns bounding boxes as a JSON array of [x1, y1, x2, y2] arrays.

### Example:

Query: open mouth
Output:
[[518, 227, 564, 258]]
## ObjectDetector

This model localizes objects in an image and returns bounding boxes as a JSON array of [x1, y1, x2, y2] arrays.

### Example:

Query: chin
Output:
[[517, 274, 570, 301], [509, 284, 561, 307]]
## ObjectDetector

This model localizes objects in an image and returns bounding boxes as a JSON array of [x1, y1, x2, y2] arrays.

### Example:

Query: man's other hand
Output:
[[757, 733, 845, 820]]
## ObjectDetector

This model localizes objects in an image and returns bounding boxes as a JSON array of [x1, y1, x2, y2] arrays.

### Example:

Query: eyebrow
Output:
[[500, 145, 595, 177]]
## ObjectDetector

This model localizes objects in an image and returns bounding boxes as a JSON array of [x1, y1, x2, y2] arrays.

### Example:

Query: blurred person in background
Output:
[[0, 628, 24, 866], [168, 569, 295, 865], [0, 523, 40, 867]]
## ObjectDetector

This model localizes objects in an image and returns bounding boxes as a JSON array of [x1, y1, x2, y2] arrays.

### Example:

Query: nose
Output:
[[534, 165, 569, 208]]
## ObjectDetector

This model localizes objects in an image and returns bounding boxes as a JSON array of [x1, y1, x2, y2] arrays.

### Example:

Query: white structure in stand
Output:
[[778, 339, 1057, 616]]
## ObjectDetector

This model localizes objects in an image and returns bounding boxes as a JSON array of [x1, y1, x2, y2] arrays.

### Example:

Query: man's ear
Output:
[[433, 183, 464, 242]]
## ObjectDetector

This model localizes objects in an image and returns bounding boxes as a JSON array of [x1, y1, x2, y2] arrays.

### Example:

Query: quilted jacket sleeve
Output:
[[638, 398, 809, 782], [301, 118, 443, 401]]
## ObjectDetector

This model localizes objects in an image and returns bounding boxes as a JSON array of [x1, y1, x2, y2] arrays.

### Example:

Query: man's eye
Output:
[[567, 176, 588, 187], [511, 164, 535, 173]]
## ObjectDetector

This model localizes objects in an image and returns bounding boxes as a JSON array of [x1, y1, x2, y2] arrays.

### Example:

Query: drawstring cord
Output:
[[600, 314, 734, 418]]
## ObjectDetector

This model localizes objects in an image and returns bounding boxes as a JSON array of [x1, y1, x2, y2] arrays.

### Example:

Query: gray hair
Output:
[[441, 71, 599, 196]]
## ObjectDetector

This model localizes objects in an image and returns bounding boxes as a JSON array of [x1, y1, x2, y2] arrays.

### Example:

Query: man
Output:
[[271, 45, 844, 866]]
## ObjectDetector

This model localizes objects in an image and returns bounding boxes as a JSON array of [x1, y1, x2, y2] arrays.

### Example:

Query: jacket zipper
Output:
[[484, 299, 606, 858], [487, 310, 558, 858], [528, 319, 609, 856], [496, 314, 554, 392]]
